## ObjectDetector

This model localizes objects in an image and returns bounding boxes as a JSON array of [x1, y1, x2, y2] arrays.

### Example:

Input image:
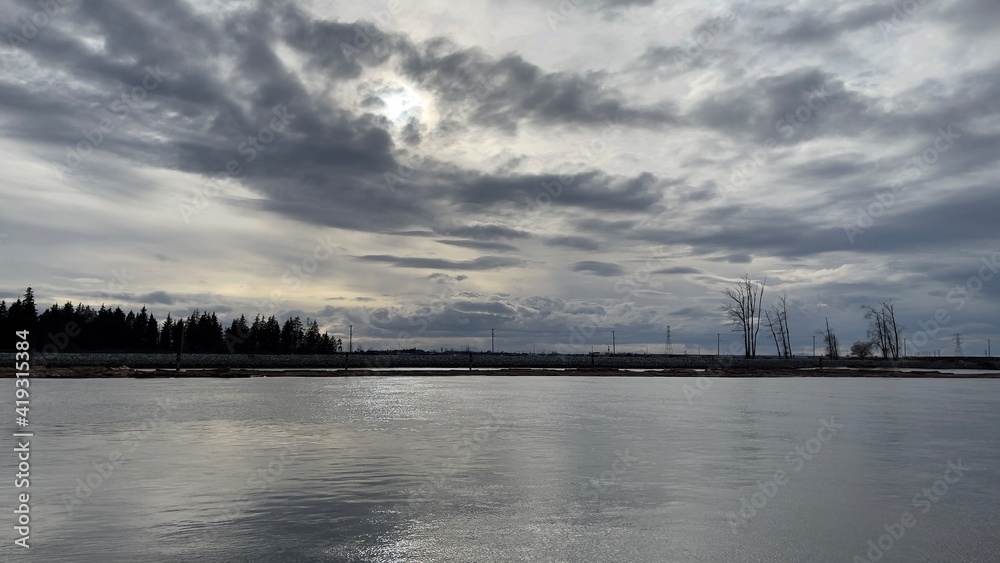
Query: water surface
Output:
[[2, 377, 998, 562]]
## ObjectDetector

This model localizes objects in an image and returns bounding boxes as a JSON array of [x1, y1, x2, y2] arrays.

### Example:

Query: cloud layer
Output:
[[1, 0, 998, 355]]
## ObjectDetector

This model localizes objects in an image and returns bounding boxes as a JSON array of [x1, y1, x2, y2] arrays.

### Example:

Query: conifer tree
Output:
[[160, 313, 174, 350], [145, 313, 159, 349]]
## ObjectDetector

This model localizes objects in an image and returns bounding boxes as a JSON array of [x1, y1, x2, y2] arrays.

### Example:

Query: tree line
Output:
[[0, 287, 342, 354], [0, 283, 914, 358], [721, 274, 903, 359]]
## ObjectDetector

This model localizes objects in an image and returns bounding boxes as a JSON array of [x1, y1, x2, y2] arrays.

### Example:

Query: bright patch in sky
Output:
[[381, 86, 420, 122]]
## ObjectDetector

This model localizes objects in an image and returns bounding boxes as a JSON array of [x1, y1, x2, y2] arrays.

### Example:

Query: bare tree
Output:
[[765, 309, 783, 357], [764, 293, 792, 358], [779, 294, 791, 357], [817, 317, 839, 359], [850, 340, 874, 359], [721, 273, 766, 358], [864, 305, 887, 357], [863, 302, 901, 360]]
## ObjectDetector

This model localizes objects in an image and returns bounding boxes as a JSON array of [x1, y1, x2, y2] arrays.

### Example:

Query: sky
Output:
[[1, 0, 998, 356]]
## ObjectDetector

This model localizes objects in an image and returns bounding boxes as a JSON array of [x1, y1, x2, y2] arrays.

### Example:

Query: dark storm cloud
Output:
[[891, 64, 1000, 139], [426, 273, 468, 284], [631, 7, 746, 73], [0, 0, 438, 233], [0, 0, 684, 241], [570, 261, 624, 277], [572, 217, 637, 233], [633, 46, 693, 71], [652, 267, 702, 275], [356, 254, 524, 270], [454, 171, 665, 212], [688, 68, 876, 144], [628, 172, 1000, 261], [761, 4, 897, 45], [400, 40, 677, 131], [434, 223, 532, 240], [0, 288, 23, 301], [938, 0, 1000, 34], [400, 116, 423, 145], [390, 230, 438, 237], [846, 186, 1000, 254], [544, 235, 601, 251], [722, 253, 753, 264], [787, 155, 870, 183], [629, 212, 846, 260], [278, 2, 402, 78], [139, 290, 176, 305], [436, 239, 521, 252]]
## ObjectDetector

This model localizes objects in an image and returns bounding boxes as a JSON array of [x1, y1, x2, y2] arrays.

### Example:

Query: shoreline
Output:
[[3, 366, 1000, 378], [3, 352, 997, 372]]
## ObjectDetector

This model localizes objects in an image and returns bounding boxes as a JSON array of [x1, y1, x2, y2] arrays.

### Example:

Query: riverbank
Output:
[[2, 366, 999, 378], [2, 352, 998, 371]]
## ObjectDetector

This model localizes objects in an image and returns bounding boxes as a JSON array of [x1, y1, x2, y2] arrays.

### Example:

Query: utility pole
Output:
[[812, 335, 816, 357], [344, 324, 352, 371], [611, 330, 616, 356], [175, 320, 184, 373], [954, 333, 963, 356], [988, 339, 991, 357], [665, 326, 672, 355], [904, 338, 908, 358], [491, 328, 495, 354], [717, 333, 721, 355]]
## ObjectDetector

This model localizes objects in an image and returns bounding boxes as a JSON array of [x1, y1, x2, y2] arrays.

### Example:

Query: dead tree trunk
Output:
[[721, 274, 767, 358]]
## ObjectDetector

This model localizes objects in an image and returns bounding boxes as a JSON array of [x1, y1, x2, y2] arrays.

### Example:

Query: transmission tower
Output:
[[954, 333, 963, 356], [664, 326, 672, 355]]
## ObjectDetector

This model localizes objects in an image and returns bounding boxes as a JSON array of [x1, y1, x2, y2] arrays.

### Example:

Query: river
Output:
[[2, 376, 998, 562]]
